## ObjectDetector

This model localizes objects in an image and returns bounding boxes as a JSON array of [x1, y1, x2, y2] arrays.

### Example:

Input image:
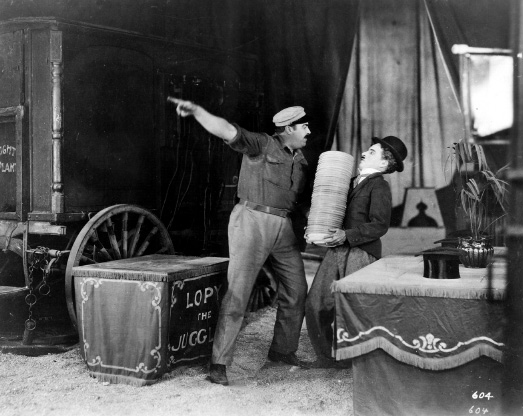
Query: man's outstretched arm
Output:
[[168, 97, 237, 143]]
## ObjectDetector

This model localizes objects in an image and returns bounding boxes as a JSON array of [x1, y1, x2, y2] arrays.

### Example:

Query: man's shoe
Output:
[[267, 350, 312, 369], [209, 363, 229, 386]]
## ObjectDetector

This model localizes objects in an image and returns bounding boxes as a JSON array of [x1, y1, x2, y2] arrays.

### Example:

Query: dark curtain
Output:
[[164, 0, 255, 53], [424, 0, 511, 90], [254, 0, 360, 166], [165, 0, 360, 166], [424, 0, 512, 234]]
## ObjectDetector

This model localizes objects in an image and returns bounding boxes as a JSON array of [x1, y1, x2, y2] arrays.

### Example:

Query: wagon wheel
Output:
[[65, 204, 174, 329]]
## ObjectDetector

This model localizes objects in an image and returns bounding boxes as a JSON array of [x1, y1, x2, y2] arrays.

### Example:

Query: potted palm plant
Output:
[[452, 139, 509, 268]]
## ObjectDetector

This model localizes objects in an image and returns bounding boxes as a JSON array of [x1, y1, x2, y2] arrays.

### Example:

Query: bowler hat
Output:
[[371, 136, 407, 172]]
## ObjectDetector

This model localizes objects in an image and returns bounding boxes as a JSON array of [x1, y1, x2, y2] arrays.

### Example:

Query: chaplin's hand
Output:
[[304, 228, 313, 245], [321, 228, 347, 247]]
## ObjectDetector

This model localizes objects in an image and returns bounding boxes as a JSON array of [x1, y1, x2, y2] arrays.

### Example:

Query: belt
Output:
[[239, 200, 291, 218]]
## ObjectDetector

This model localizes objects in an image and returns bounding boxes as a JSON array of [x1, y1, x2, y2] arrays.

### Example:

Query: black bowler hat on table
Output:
[[371, 136, 408, 172]]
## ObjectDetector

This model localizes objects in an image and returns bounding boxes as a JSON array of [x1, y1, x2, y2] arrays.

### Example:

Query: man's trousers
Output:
[[211, 204, 308, 366]]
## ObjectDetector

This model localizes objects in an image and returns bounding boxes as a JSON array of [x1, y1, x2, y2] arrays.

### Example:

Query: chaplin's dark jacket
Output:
[[343, 172, 392, 259]]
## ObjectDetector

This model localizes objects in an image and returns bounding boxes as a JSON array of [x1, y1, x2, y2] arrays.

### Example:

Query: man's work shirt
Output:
[[228, 124, 309, 211]]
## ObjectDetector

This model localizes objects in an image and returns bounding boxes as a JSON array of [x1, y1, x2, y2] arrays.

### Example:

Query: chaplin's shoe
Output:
[[267, 349, 312, 369], [208, 363, 229, 386]]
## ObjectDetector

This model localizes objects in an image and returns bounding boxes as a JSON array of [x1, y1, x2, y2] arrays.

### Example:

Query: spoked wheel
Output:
[[65, 204, 174, 329]]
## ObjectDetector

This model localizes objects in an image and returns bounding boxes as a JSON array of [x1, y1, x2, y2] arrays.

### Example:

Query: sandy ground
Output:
[[0, 257, 354, 416], [0, 307, 353, 416]]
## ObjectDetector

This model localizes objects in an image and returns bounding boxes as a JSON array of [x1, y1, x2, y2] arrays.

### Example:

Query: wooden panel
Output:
[[30, 29, 53, 212], [62, 43, 157, 212], [0, 31, 23, 108]]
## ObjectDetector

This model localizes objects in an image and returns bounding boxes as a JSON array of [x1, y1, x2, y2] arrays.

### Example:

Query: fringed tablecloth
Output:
[[332, 253, 506, 368], [331, 253, 506, 416]]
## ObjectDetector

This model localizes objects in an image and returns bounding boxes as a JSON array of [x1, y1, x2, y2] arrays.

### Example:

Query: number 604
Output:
[[472, 391, 493, 400]]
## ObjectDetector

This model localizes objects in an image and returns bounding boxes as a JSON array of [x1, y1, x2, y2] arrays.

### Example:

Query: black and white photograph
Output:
[[0, 0, 521, 415]]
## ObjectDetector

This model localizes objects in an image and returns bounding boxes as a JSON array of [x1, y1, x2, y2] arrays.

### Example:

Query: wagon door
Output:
[[62, 45, 158, 213]]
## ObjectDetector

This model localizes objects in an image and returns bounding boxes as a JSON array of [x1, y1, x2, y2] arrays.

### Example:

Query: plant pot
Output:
[[457, 236, 494, 268]]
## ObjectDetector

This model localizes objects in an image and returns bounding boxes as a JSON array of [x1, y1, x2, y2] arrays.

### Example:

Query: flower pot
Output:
[[457, 236, 494, 268]]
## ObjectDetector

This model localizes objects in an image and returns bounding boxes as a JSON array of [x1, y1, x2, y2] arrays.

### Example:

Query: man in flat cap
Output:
[[305, 136, 408, 368], [168, 98, 312, 385]]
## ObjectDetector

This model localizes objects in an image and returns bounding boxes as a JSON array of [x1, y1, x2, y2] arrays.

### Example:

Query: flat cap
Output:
[[272, 106, 307, 126]]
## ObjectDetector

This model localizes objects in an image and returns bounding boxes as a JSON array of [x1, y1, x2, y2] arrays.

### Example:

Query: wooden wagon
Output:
[[0, 17, 261, 352]]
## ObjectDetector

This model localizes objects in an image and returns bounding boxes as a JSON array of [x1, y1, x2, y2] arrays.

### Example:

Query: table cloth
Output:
[[332, 252, 506, 415]]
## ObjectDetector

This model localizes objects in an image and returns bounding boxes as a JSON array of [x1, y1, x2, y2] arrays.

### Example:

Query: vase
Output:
[[457, 236, 494, 268]]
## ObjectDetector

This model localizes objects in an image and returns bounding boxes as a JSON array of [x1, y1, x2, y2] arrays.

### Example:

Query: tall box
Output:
[[72, 254, 228, 386]]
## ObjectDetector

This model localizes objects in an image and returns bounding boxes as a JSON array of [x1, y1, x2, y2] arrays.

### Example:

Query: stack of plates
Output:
[[306, 151, 355, 245]]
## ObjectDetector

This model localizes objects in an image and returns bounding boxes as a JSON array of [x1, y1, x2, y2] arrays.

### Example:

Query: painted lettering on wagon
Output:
[[0, 162, 16, 173], [1, 145, 16, 156], [0, 144, 16, 173]]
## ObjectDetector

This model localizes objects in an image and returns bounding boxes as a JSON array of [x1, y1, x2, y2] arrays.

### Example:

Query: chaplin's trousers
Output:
[[211, 204, 307, 366], [305, 246, 376, 362]]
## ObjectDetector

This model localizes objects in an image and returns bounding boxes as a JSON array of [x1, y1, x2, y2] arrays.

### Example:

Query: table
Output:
[[72, 255, 228, 386], [332, 252, 506, 416]]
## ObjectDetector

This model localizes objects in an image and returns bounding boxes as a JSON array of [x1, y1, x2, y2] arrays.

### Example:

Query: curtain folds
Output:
[[163, 0, 511, 227], [423, 0, 511, 92], [255, 0, 360, 165], [334, 0, 463, 214]]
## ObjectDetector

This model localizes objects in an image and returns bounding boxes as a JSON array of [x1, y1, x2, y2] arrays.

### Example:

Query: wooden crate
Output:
[[72, 254, 228, 386]]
